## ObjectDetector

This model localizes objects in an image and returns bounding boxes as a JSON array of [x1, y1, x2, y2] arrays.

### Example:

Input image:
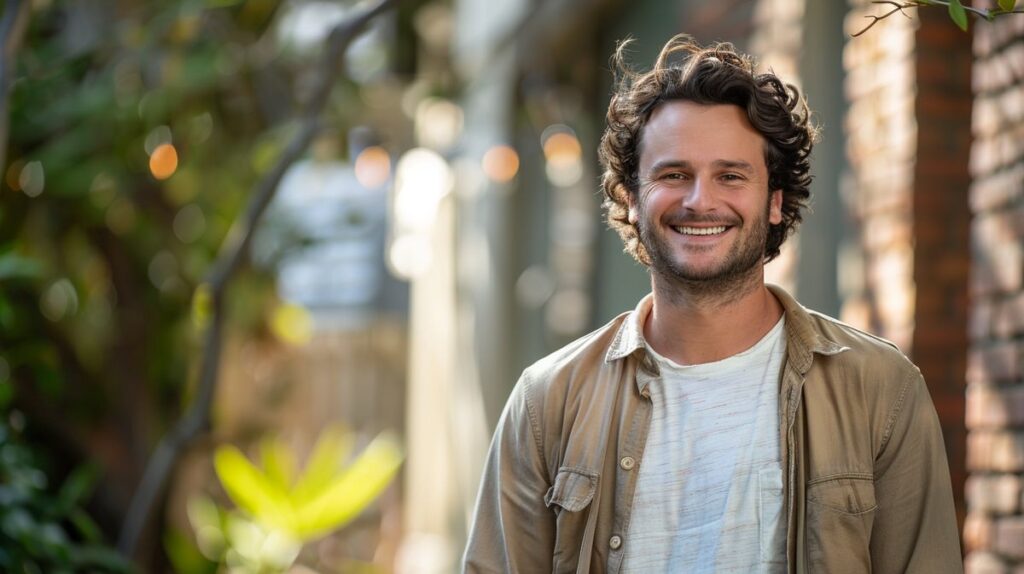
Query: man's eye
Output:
[[721, 173, 744, 182], [663, 173, 686, 180]]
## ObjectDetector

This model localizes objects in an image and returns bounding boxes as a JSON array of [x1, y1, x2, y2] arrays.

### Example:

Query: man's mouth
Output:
[[671, 225, 729, 236]]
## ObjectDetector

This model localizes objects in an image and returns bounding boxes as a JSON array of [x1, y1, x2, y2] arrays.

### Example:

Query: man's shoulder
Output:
[[797, 305, 921, 383], [517, 310, 633, 396]]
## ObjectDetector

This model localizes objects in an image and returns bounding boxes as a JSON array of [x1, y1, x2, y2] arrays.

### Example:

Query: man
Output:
[[464, 35, 961, 573]]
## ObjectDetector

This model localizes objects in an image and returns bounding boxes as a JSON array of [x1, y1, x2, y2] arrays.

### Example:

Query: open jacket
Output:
[[464, 285, 962, 574]]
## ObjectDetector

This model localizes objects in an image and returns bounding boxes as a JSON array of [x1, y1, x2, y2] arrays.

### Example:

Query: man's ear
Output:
[[626, 193, 638, 224], [769, 190, 783, 225]]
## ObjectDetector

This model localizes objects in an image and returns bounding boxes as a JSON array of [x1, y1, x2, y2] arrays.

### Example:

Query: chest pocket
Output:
[[544, 467, 599, 574], [806, 475, 877, 573]]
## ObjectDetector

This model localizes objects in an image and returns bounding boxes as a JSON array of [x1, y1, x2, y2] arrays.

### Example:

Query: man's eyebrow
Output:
[[645, 159, 757, 173], [713, 159, 756, 173], [646, 159, 692, 173]]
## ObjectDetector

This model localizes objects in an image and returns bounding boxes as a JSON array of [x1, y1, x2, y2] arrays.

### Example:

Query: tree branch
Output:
[[116, 0, 401, 559], [852, 0, 1024, 36]]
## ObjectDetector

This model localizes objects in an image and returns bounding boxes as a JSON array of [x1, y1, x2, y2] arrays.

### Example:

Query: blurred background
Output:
[[0, 0, 1021, 572]]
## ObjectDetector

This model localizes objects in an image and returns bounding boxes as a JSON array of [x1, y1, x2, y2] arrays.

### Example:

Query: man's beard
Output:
[[637, 200, 771, 302]]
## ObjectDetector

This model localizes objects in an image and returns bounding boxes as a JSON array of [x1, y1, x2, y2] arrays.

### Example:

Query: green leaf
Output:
[[292, 432, 403, 540], [998, 0, 1017, 12], [213, 445, 295, 532], [56, 465, 98, 514], [291, 425, 353, 506], [259, 436, 296, 491], [948, 0, 969, 31], [66, 508, 102, 544]]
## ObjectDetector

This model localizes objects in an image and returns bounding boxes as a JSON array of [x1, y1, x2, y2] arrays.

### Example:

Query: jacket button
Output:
[[609, 535, 622, 550], [620, 456, 636, 470]]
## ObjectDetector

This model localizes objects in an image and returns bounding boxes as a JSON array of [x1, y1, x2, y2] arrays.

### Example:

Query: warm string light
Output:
[[481, 145, 519, 183], [150, 143, 179, 180]]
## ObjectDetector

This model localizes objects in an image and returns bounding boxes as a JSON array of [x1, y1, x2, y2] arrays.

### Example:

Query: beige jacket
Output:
[[464, 285, 962, 574]]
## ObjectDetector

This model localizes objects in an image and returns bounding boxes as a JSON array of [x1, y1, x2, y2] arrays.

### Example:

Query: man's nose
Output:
[[682, 177, 714, 211]]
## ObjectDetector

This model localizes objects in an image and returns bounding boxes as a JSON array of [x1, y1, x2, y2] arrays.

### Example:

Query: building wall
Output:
[[844, 0, 972, 528], [964, 13, 1024, 573], [842, 0, 919, 351]]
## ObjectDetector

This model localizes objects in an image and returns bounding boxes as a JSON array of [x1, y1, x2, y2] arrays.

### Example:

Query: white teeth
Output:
[[674, 226, 727, 236]]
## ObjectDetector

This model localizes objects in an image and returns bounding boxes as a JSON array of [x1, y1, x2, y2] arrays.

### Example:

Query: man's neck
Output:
[[644, 275, 784, 366]]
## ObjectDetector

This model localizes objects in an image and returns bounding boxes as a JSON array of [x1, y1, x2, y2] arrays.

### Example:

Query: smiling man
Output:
[[463, 36, 961, 574]]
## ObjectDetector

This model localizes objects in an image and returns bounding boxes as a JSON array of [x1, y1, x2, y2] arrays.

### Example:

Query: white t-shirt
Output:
[[621, 311, 788, 573]]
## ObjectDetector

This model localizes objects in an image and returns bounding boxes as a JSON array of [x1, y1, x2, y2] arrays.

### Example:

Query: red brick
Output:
[[966, 513, 997, 553], [970, 165, 1024, 211], [994, 517, 1024, 560], [967, 383, 1024, 429], [970, 299, 994, 341], [969, 431, 1024, 472], [966, 474, 1023, 514], [994, 293, 1024, 339], [970, 243, 1023, 296], [967, 343, 1021, 385]]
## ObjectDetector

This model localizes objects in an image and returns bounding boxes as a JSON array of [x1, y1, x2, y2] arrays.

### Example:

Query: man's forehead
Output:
[[638, 101, 767, 169]]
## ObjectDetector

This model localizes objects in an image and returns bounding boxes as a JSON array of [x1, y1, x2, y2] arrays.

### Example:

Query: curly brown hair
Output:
[[598, 35, 818, 265]]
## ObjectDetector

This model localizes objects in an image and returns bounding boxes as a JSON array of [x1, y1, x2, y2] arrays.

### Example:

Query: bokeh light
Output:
[[541, 127, 583, 187], [5, 159, 23, 191], [105, 198, 137, 235], [388, 234, 432, 280], [392, 148, 453, 234], [414, 98, 463, 151], [481, 145, 519, 183], [173, 204, 207, 243], [354, 146, 391, 189], [19, 161, 45, 197], [270, 303, 313, 346], [40, 279, 79, 322], [150, 143, 179, 180], [147, 250, 179, 291]]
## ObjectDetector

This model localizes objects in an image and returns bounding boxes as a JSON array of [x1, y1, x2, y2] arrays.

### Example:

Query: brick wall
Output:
[[964, 12, 1024, 574], [844, 1, 972, 530], [842, 1, 918, 351]]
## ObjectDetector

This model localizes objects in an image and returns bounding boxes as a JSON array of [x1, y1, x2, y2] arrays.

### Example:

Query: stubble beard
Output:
[[638, 200, 772, 307]]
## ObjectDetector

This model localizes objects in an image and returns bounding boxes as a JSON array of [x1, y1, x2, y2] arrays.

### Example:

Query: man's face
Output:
[[628, 101, 782, 289]]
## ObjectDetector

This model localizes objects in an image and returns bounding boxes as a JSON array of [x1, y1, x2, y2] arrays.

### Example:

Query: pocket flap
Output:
[[807, 475, 877, 515], [544, 468, 598, 512]]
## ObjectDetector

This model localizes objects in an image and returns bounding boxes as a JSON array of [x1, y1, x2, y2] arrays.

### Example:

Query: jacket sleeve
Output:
[[463, 374, 555, 573], [869, 370, 963, 574]]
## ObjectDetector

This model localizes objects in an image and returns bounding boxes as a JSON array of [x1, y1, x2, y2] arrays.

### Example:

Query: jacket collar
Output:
[[767, 284, 849, 373], [604, 284, 849, 378]]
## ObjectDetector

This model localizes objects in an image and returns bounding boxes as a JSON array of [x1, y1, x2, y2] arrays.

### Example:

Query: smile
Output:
[[671, 225, 728, 236]]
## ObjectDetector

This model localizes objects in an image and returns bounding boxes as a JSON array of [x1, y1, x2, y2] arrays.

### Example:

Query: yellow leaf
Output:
[[260, 436, 297, 491], [291, 425, 353, 506], [270, 303, 313, 346], [191, 283, 212, 329], [292, 432, 403, 540], [213, 445, 296, 533]]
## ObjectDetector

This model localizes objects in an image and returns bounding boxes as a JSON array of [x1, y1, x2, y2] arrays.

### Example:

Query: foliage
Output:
[[180, 426, 403, 574], [0, 421, 132, 573], [853, 0, 1023, 35], [0, 0, 388, 564]]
